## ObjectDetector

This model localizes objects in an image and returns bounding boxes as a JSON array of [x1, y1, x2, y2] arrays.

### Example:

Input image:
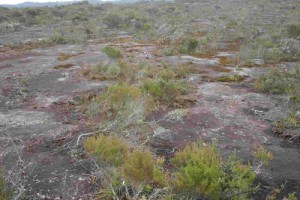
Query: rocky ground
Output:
[[0, 36, 299, 199], [0, 1, 300, 199]]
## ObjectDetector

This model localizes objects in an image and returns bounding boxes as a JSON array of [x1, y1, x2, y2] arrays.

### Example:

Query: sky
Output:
[[0, 0, 114, 5]]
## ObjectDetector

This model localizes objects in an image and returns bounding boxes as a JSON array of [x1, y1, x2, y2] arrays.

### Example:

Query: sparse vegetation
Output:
[[141, 79, 190, 106], [216, 74, 245, 82], [101, 46, 122, 59], [254, 66, 300, 96], [84, 135, 129, 166], [1, 0, 300, 199], [53, 63, 73, 69], [57, 53, 76, 61], [253, 145, 273, 166], [178, 38, 199, 54], [255, 65, 300, 139]]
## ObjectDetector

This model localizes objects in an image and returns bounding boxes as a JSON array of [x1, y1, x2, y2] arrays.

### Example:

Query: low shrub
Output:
[[98, 84, 142, 112], [253, 146, 273, 166], [178, 38, 199, 54], [171, 142, 222, 199], [223, 154, 256, 200], [57, 53, 75, 61], [171, 142, 256, 200], [101, 46, 122, 59], [107, 64, 121, 77], [216, 74, 245, 82], [83, 63, 122, 80], [83, 135, 128, 166], [254, 66, 300, 95], [255, 66, 300, 139], [103, 13, 123, 28], [173, 65, 196, 78], [156, 69, 175, 80], [141, 79, 189, 106], [47, 34, 67, 45], [287, 24, 300, 39], [274, 111, 300, 137], [94, 84, 150, 125], [123, 150, 165, 186]]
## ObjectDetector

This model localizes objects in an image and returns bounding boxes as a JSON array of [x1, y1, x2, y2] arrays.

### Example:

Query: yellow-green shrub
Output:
[[253, 146, 273, 166], [171, 143, 222, 199], [101, 45, 122, 59], [171, 142, 256, 200], [123, 150, 165, 186], [84, 135, 128, 166], [223, 154, 256, 200], [141, 79, 189, 106], [96, 84, 142, 116]]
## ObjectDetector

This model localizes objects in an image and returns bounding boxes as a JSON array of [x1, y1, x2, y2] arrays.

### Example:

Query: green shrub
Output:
[[107, 64, 121, 77], [123, 150, 165, 185], [178, 38, 199, 54], [103, 13, 123, 28], [216, 74, 245, 82], [287, 193, 298, 200], [0, 168, 12, 200], [142, 23, 152, 31], [83, 135, 128, 166], [287, 24, 300, 39], [47, 34, 67, 45], [98, 84, 142, 112], [253, 146, 273, 166], [94, 84, 149, 123], [156, 69, 175, 80], [141, 79, 189, 106], [163, 47, 176, 56], [223, 154, 256, 200], [101, 46, 122, 59], [254, 66, 300, 95], [171, 142, 222, 199], [274, 111, 300, 136], [172, 65, 197, 78], [171, 142, 256, 200]]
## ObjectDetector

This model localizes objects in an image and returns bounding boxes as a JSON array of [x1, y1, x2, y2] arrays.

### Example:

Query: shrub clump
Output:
[[97, 84, 142, 112], [83, 135, 128, 166], [287, 24, 300, 39], [141, 79, 189, 106], [171, 142, 256, 200], [101, 45, 122, 59], [254, 66, 300, 95], [171, 143, 222, 199], [255, 66, 300, 139], [93, 84, 149, 126], [216, 74, 245, 82], [178, 38, 199, 54], [123, 150, 165, 186]]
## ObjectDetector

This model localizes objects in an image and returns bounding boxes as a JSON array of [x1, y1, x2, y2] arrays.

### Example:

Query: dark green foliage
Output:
[[103, 13, 123, 28], [287, 24, 300, 39], [178, 38, 199, 54]]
